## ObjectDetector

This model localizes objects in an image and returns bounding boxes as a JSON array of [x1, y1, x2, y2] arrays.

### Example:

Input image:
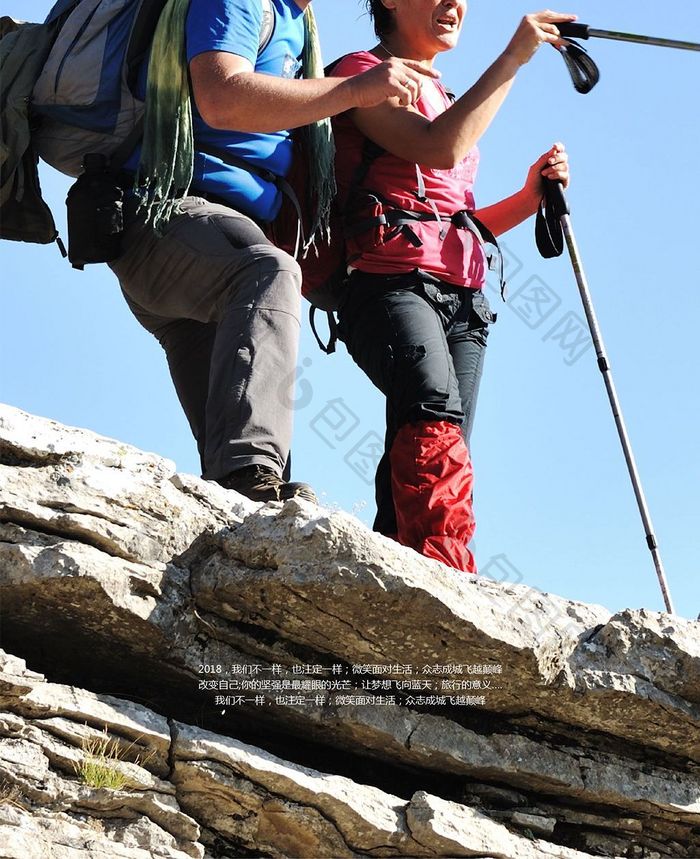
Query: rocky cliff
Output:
[[0, 403, 698, 859]]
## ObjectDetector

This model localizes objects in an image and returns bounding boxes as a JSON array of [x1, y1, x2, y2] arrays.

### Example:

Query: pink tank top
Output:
[[331, 51, 486, 289]]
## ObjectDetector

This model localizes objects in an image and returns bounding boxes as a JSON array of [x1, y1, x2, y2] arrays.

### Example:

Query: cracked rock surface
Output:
[[0, 650, 610, 859], [1, 403, 699, 858], [0, 651, 201, 859]]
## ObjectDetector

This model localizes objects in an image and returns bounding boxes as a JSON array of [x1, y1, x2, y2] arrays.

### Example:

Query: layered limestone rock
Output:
[[0, 650, 613, 859], [0, 651, 201, 859], [1, 402, 699, 858]]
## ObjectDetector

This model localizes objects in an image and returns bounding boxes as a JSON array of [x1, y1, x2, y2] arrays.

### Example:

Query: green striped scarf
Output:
[[135, 0, 336, 242]]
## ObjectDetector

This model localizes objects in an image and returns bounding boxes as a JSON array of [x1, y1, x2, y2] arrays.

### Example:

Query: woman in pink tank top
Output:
[[332, 1, 574, 573]]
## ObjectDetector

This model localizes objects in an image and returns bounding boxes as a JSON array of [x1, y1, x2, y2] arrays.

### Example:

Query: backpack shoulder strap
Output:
[[353, 137, 385, 187], [122, 0, 275, 168], [126, 0, 170, 92], [259, 0, 274, 52], [127, 0, 274, 92], [44, 0, 82, 24], [324, 53, 347, 76]]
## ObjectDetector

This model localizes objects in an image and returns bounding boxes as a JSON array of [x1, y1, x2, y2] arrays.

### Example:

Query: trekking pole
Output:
[[543, 181, 676, 615], [559, 22, 700, 53]]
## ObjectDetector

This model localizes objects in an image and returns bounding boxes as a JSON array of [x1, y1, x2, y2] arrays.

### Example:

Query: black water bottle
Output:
[[66, 153, 124, 270]]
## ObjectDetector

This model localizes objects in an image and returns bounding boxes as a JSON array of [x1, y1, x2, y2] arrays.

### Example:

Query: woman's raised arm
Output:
[[348, 10, 577, 169]]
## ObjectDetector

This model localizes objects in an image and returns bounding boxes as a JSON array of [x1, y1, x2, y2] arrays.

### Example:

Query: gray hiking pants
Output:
[[108, 196, 302, 482]]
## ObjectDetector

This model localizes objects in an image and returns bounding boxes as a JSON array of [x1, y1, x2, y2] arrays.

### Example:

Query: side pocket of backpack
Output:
[[65, 154, 124, 269]]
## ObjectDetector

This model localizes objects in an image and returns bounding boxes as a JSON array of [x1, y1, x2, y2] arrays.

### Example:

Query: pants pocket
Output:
[[469, 288, 497, 328]]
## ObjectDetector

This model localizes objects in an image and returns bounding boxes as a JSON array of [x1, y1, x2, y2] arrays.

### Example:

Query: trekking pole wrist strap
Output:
[[558, 39, 600, 94], [536, 180, 570, 259]]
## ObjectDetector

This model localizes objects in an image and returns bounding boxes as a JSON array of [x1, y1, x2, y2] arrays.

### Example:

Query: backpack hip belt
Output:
[[345, 202, 506, 299]]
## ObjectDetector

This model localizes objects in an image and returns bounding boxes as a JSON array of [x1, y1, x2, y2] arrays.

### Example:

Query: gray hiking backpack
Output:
[[0, 0, 274, 250]]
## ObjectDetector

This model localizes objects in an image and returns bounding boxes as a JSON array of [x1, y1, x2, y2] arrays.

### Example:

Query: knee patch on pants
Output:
[[221, 245, 302, 323]]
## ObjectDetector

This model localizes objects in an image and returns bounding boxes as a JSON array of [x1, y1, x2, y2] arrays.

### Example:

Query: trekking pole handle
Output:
[[544, 179, 570, 219], [557, 22, 591, 40]]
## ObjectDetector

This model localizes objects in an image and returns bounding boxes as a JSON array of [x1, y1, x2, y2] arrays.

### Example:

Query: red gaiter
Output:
[[389, 420, 477, 573]]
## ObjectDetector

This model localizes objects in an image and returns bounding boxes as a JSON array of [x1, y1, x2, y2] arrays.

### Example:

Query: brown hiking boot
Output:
[[220, 465, 317, 504]]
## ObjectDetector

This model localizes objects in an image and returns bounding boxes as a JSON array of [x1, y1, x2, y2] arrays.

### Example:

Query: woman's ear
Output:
[[380, 0, 398, 11]]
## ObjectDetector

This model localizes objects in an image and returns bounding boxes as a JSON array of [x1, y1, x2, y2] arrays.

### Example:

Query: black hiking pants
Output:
[[336, 269, 496, 537]]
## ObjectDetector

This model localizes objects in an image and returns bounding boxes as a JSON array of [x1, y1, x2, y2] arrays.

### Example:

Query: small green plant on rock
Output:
[[73, 726, 153, 791]]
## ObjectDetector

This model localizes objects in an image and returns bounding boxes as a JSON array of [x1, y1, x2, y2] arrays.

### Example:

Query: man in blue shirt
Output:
[[109, 0, 434, 503]]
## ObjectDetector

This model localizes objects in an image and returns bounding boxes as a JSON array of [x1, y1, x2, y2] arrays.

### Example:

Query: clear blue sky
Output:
[[2, 1, 699, 620]]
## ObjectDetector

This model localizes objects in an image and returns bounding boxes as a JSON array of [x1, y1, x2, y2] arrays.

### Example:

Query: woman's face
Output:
[[388, 0, 467, 55]]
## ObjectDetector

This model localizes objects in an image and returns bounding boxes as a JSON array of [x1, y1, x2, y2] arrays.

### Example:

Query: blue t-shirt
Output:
[[187, 0, 305, 221], [130, 0, 305, 222]]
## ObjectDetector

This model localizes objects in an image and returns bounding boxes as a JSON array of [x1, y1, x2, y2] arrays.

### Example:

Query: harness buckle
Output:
[[451, 210, 470, 229]]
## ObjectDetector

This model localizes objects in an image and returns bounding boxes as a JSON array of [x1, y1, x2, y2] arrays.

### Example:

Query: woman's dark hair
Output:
[[365, 0, 394, 40]]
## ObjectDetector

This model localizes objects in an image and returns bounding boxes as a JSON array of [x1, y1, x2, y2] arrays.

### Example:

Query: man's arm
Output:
[[189, 52, 440, 132]]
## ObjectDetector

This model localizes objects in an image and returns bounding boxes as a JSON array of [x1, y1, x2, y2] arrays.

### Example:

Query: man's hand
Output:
[[504, 10, 578, 66], [347, 58, 442, 109]]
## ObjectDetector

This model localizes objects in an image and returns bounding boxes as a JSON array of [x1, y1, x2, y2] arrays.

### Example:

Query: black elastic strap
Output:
[[309, 306, 338, 354], [198, 143, 305, 251], [345, 206, 507, 296], [453, 209, 507, 300], [558, 39, 600, 94], [352, 138, 386, 189], [536, 180, 569, 259], [198, 143, 278, 184]]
